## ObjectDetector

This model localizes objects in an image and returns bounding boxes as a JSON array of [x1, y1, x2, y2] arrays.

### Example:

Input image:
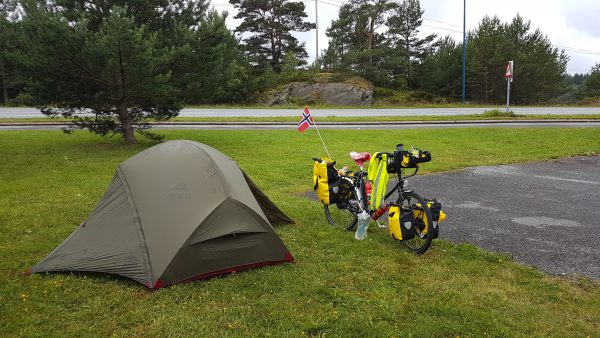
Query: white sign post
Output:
[[505, 61, 513, 112]]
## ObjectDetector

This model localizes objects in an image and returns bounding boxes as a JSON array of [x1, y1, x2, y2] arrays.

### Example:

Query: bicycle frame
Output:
[[384, 166, 419, 204], [347, 159, 420, 213], [348, 172, 369, 213]]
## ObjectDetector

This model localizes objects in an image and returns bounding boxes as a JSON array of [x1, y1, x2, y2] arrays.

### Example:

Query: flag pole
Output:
[[307, 106, 331, 159], [313, 121, 331, 159]]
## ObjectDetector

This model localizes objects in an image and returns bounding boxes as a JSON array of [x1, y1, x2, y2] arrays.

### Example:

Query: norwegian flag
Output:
[[297, 106, 314, 132]]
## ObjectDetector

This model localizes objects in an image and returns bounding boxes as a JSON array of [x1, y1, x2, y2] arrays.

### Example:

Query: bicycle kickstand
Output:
[[376, 219, 387, 228]]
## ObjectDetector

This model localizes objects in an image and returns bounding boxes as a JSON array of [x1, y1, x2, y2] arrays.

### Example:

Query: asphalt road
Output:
[[407, 156, 600, 279], [2, 121, 600, 130], [1, 106, 600, 118]]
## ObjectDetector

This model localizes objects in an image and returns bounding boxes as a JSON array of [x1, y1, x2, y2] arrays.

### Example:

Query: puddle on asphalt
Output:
[[454, 201, 500, 211], [471, 165, 519, 176], [512, 216, 581, 228]]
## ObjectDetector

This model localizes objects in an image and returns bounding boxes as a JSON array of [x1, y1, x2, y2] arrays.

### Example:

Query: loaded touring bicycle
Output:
[[313, 144, 446, 254]]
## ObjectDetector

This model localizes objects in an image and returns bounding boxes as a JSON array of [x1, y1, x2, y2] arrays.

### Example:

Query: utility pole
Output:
[[461, 0, 466, 103], [315, 0, 319, 62]]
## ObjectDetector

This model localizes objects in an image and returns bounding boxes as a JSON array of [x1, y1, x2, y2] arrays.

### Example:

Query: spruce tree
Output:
[[0, 1, 20, 105], [177, 10, 252, 103], [418, 36, 462, 98], [466, 15, 567, 104], [580, 64, 600, 99]]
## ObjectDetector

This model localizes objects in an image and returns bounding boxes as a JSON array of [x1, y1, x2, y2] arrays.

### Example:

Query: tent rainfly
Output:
[[30, 140, 294, 289]]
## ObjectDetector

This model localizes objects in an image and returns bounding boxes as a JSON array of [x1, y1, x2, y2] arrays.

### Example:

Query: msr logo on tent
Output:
[[165, 183, 192, 200]]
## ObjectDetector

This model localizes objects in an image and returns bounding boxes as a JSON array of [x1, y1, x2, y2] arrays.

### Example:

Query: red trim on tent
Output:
[[152, 279, 165, 289], [284, 251, 294, 262], [149, 255, 294, 290]]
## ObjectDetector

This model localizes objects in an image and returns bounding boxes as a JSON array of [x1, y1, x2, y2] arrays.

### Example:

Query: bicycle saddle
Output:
[[349, 151, 371, 166]]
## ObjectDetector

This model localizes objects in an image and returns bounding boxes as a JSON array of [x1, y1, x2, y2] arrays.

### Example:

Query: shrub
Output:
[[483, 109, 518, 117]]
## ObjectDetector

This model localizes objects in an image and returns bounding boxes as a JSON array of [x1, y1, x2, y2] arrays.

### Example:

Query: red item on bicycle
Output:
[[365, 181, 372, 203], [371, 204, 389, 220], [350, 152, 371, 167]]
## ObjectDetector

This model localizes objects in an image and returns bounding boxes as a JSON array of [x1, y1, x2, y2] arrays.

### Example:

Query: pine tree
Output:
[[50, 0, 208, 41], [323, 0, 393, 84], [230, 0, 315, 72], [386, 0, 436, 87], [17, 4, 184, 144], [322, 5, 355, 70]]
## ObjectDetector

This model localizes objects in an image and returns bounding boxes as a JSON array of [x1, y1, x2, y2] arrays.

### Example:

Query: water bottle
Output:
[[364, 181, 372, 204], [370, 204, 389, 221], [355, 212, 370, 240]]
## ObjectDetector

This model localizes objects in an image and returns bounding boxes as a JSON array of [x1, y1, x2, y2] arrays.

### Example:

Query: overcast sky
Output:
[[212, 0, 600, 74]]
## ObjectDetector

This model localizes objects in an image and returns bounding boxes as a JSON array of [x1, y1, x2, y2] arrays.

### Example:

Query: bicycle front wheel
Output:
[[401, 191, 434, 254], [324, 188, 359, 231]]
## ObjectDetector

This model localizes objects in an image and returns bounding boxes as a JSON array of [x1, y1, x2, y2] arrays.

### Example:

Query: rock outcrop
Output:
[[264, 78, 374, 106]]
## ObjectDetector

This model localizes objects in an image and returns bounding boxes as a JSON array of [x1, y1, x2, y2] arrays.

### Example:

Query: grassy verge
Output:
[[1, 128, 599, 336], [1, 114, 600, 124]]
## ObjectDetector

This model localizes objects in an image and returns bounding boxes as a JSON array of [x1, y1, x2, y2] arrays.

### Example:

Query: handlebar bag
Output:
[[388, 205, 416, 241], [387, 149, 432, 172], [401, 149, 431, 168], [313, 158, 342, 205]]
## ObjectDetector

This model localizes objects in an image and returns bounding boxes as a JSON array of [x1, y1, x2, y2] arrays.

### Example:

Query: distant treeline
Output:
[[1, 0, 599, 108]]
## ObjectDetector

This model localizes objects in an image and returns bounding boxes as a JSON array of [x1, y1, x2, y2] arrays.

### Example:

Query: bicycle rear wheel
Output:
[[401, 191, 433, 254], [324, 188, 359, 231]]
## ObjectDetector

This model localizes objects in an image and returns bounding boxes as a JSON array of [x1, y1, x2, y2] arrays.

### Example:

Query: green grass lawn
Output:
[[2, 113, 600, 124], [1, 128, 599, 336]]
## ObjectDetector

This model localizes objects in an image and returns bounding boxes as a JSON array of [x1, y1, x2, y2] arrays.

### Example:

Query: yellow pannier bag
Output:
[[387, 205, 416, 241], [413, 199, 446, 239], [313, 157, 341, 205]]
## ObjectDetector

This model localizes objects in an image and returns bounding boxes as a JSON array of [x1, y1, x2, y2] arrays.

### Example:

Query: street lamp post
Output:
[[461, 0, 466, 103], [315, 0, 319, 62]]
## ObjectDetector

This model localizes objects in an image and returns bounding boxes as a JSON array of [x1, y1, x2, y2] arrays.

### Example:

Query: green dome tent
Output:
[[30, 140, 294, 289]]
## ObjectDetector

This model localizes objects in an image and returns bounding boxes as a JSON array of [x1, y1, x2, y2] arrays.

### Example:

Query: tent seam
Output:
[[182, 140, 233, 198], [116, 165, 155, 286], [182, 140, 273, 223]]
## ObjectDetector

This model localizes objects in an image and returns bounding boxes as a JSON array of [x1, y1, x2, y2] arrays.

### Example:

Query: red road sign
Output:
[[505, 62, 513, 79]]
